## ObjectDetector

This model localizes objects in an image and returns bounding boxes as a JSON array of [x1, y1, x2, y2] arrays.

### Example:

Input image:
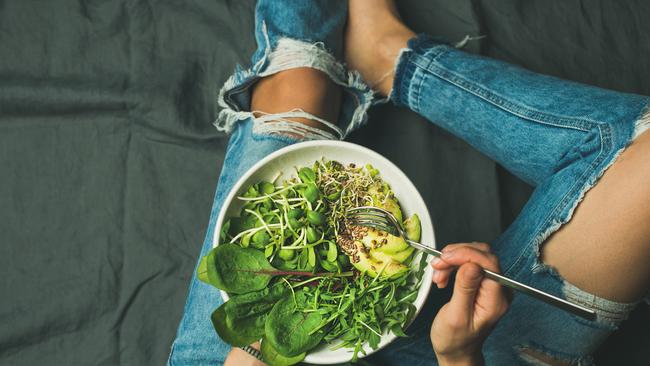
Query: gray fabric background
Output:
[[0, 0, 648, 365]]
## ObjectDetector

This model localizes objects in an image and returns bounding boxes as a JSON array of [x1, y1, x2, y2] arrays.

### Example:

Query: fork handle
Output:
[[406, 240, 597, 321]]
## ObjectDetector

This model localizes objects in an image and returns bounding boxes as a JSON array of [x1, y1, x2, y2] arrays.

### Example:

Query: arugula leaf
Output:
[[390, 323, 408, 337], [260, 337, 306, 366], [265, 291, 327, 357], [211, 283, 288, 346]]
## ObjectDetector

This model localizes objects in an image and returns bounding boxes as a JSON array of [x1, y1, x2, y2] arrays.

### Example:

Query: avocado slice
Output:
[[370, 246, 414, 264], [358, 227, 409, 254], [367, 184, 403, 222], [349, 241, 408, 279], [404, 214, 422, 242], [373, 246, 414, 263], [377, 197, 403, 222]]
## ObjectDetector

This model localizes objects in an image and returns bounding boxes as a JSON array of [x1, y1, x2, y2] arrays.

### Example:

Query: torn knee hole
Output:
[[517, 346, 579, 366], [252, 109, 342, 141]]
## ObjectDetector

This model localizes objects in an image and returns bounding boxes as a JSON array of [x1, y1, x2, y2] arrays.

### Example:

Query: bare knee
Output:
[[251, 67, 342, 132]]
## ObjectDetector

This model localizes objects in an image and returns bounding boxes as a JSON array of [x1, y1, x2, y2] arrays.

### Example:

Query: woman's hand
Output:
[[430, 243, 510, 366]]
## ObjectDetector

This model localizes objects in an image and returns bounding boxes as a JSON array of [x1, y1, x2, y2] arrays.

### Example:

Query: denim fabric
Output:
[[167, 119, 300, 365], [214, 0, 372, 140], [168, 1, 357, 365], [385, 34, 650, 365]]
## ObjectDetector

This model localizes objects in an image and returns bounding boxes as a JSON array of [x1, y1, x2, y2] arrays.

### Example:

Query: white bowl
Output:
[[212, 140, 435, 364]]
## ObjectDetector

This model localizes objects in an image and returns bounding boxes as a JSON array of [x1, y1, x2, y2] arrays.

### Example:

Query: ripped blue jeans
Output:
[[167, 1, 373, 365], [168, 1, 650, 365]]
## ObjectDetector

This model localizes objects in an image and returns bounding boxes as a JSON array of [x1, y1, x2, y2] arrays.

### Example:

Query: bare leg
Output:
[[346, 0, 650, 303], [346, 0, 413, 96]]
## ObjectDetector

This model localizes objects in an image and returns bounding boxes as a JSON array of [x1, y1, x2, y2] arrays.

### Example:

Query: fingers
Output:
[[429, 242, 509, 355], [444, 242, 491, 253], [445, 262, 485, 327], [442, 246, 500, 273], [435, 243, 509, 327], [431, 242, 497, 288], [431, 257, 452, 288]]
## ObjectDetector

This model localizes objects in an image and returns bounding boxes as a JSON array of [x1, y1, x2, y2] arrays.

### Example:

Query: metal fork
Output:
[[347, 206, 597, 321]]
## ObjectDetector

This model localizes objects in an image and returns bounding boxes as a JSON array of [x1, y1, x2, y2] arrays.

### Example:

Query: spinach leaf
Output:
[[198, 244, 354, 294], [211, 283, 288, 346], [200, 243, 275, 294], [265, 291, 327, 357], [260, 337, 306, 366]]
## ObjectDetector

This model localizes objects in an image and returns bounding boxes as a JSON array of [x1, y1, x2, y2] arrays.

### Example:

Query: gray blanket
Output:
[[1, 0, 647, 364]]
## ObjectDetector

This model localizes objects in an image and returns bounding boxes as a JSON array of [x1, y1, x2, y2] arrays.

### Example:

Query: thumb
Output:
[[448, 263, 484, 317]]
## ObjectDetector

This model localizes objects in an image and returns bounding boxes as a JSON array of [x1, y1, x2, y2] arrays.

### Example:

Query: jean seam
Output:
[[549, 124, 611, 226], [411, 47, 448, 113], [392, 49, 413, 106], [410, 61, 426, 113], [413, 68, 425, 113], [413, 56, 600, 132]]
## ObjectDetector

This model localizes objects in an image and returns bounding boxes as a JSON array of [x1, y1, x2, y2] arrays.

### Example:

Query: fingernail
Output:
[[431, 257, 441, 266], [432, 270, 440, 282], [441, 251, 455, 259]]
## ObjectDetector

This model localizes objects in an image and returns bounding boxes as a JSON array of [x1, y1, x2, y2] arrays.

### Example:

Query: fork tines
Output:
[[346, 206, 400, 235], [347, 218, 394, 233]]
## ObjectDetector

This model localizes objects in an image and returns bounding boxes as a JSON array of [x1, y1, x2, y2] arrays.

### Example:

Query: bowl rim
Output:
[[211, 140, 435, 363]]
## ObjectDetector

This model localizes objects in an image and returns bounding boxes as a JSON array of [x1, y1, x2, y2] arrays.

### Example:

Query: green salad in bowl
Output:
[[199, 141, 435, 365]]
